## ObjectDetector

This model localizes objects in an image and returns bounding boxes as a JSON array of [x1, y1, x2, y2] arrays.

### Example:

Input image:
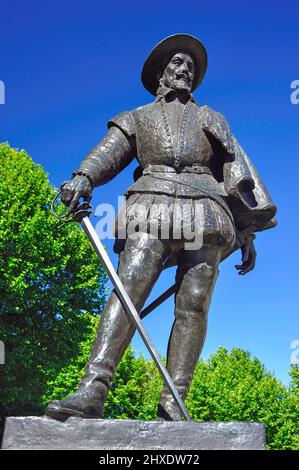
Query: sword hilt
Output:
[[51, 191, 94, 228]]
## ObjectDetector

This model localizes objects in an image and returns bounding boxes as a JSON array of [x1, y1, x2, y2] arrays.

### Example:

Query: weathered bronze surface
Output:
[[2, 417, 266, 450], [45, 34, 277, 421]]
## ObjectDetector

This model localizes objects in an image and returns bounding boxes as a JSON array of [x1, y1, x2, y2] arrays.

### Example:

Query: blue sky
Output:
[[1, 0, 298, 385]]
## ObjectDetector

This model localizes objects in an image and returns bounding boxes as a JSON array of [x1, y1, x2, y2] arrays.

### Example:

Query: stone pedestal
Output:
[[2, 417, 266, 450]]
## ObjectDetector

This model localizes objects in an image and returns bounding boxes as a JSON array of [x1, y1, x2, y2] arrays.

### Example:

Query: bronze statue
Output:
[[45, 34, 277, 421]]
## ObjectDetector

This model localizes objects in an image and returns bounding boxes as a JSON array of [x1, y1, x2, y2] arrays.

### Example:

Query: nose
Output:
[[177, 62, 190, 77], [180, 62, 189, 73]]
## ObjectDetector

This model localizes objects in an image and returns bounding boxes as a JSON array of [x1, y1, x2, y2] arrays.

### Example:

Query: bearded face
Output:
[[160, 52, 195, 93]]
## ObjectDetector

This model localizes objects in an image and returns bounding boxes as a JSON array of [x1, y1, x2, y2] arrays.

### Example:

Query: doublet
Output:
[[77, 90, 277, 261]]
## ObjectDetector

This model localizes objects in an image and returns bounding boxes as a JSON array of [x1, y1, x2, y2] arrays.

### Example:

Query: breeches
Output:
[[113, 193, 236, 260]]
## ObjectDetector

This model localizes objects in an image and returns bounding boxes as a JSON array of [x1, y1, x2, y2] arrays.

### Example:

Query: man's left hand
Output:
[[235, 235, 257, 276]]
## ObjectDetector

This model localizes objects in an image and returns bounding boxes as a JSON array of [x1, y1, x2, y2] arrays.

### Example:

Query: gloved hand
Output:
[[60, 174, 92, 215], [235, 234, 257, 276]]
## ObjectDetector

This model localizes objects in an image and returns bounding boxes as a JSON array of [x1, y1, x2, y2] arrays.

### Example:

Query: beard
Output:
[[162, 74, 192, 93]]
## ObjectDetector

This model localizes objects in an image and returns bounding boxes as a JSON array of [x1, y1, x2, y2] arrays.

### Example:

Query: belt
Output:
[[140, 164, 234, 226], [143, 164, 212, 176]]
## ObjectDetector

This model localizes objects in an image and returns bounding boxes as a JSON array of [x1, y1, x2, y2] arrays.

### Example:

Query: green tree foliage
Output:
[[270, 365, 299, 450], [0, 143, 108, 422], [186, 348, 298, 450]]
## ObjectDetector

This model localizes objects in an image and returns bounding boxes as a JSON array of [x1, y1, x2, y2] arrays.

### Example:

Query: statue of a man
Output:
[[45, 34, 277, 421]]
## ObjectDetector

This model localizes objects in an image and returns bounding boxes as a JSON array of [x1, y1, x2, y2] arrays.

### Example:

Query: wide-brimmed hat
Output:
[[141, 34, 207, 96]]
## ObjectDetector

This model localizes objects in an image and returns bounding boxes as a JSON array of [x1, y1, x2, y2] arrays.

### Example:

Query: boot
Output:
[[45, 382, 108, 421], [157, 261, 219, 420], [45, 233, 167, 421]]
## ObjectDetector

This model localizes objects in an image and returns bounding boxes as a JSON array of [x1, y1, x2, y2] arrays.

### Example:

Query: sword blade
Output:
[[81, 216, 191, 421], [140, 284, 176, 319]]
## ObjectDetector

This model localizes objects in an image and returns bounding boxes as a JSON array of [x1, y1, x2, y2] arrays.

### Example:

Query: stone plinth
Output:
[[2, 417, 266, 450]]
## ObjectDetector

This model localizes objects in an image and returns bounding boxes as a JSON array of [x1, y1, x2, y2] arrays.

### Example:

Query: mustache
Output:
[[175, 73, 191, 83]]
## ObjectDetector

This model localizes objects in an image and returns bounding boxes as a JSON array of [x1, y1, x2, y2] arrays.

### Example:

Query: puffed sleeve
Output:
[[76, 111, 136, 187]]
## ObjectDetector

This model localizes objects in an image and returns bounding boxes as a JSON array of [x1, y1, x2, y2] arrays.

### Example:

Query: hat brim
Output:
[[141, 34, 207, 96]]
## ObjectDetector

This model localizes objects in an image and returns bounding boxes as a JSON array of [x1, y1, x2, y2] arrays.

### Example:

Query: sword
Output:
[[51, 194, 191, 421]]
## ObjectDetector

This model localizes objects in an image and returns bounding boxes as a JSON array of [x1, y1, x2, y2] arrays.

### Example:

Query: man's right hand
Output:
[[60, 174, 93, 215]]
